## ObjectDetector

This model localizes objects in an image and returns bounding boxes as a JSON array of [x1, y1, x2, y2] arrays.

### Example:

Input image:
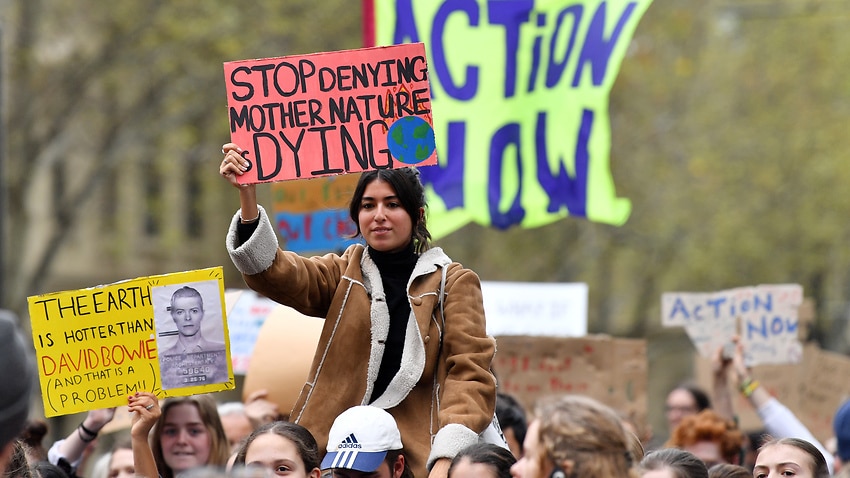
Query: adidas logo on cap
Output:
[[336, 433, 362, 449]]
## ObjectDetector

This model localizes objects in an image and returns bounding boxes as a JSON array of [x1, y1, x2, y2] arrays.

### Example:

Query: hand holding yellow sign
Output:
[[27, 267, 234, 417]]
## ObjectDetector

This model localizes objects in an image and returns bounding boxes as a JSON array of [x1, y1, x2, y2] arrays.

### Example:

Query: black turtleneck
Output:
[[368, 242, 418, 403]]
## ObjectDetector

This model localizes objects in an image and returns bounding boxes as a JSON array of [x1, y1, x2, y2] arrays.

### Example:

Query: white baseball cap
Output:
[[321, 406, 404, 472]]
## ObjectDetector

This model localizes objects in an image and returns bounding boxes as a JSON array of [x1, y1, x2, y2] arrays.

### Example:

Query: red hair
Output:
[[666, 409, 743, 464]]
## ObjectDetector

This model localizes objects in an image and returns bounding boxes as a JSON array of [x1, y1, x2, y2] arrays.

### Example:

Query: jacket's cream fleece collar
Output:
[[359, 247, 451, 408], [226, 205, 279, 275]]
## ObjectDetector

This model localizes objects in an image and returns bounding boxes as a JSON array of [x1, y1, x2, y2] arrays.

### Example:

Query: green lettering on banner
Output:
[[371, 0, 653, 237]]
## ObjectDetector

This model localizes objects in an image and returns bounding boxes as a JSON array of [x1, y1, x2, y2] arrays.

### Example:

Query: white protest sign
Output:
[[224, 289, 279, 374], [661, 284, 803, 365], [481, 282, 587, 337]]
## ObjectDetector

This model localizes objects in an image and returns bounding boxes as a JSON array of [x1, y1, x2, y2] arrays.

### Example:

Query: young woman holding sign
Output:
[[219, 143, 498, 478]]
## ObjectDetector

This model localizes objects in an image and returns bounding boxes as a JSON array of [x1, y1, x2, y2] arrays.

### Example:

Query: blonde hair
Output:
[[535, 394, 639, 478]]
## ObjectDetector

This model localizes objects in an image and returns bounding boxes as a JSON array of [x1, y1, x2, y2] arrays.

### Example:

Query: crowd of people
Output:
[[2, 153, 850, 478], [4, 367, 848, 478]]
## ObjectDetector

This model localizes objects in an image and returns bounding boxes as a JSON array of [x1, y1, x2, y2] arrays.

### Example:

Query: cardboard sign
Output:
[[797, 345, 850, 441], [662, 284, 803, 365], [224, 43, 438, 184], [493, 335, 647, 434], [27, 268, 234, 417], [696, 342, 850, 443]]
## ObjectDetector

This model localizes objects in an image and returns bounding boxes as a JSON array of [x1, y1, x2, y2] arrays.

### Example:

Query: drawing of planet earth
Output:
[[387, 116, 436, 165]]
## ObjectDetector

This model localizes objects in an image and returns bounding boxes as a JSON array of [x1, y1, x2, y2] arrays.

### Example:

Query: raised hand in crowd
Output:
[[128, 392, 161, 478], [47, 407, 117, 476], [711, 336, 833, 474]]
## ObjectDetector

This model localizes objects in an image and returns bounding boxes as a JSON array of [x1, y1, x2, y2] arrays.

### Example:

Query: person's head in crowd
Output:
[[834, 399, 850, 474], [665, 383, 711, 435], [447, 443, 515, 478], [510, 394, 639, 478], [665, 409, 743, 467], [754, 437, 829, 478], [150, 395, 230, 478], [218, 402, 253, 454], [0, 312, 35, 473], [706, 462, 750, 478], [320, 406, 411, 478], [30, 461, 68, 478], [495, 393, 527, 459], [638, 448, 708, 478], [105, 438, 134, 478], [4, 441, 33, 478], [88, 452, 112, 478], [233, 421, 320, 478], [19, 420, 48, 463]]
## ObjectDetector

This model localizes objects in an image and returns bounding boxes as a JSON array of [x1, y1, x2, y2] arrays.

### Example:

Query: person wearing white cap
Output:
[[321, 406, 412, 478]]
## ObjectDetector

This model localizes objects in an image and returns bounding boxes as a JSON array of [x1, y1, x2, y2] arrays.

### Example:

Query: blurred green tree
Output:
[[1, 0, 360, 316]]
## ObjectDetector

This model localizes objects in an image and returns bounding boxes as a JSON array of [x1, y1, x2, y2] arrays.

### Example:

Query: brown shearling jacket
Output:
[[227, 207, 497, 477]]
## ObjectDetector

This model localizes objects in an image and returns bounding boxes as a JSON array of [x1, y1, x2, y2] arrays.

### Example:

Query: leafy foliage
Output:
[[0, 0, 360, 309]]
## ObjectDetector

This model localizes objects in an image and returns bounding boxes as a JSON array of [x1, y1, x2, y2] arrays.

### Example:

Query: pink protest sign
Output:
[[223, 43, 437, 184]]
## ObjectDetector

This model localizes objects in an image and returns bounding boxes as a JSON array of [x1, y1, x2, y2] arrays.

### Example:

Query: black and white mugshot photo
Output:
[[154, 280, 229, 389]]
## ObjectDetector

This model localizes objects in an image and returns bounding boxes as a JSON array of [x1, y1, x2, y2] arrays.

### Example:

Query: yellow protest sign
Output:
[[27, 267, 234, 417]]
